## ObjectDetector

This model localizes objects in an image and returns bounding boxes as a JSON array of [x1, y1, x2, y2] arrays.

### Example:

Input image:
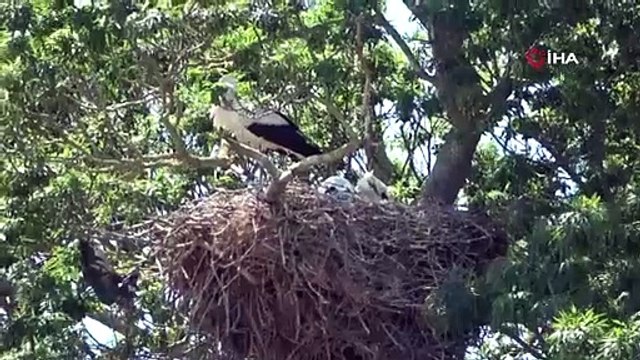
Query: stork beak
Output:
[[220, 96, 234, 109]]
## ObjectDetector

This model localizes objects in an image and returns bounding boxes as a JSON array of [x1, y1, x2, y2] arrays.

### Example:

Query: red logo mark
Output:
[[525, 47, 547, 71]]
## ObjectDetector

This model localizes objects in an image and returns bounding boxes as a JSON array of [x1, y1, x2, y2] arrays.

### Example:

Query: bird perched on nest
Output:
[[356, 171, 391, 203], [319, 175, 356, 203], [209, 75, 322, 159], [78, 239, 139, 308]]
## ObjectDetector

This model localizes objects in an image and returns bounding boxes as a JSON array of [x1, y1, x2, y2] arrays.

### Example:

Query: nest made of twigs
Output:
[[151, 182, 508, 360]]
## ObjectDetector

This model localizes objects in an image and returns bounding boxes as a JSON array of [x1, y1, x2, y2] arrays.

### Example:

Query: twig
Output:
[[63, 94, 151, 112], [515, 122, 584, 187], [356, 14, 376, 170], [158, 85, 188, 156], [86, 153, 230, 172], [311, 94, 359, 142], [374, 11, 435, 82], [224, 137, 281, 179]]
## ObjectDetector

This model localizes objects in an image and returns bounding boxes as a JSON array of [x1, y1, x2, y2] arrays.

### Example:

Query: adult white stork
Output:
[[319, 175, 356, 203], [355, 171, 391, 203], [210, 75, 322, 158]]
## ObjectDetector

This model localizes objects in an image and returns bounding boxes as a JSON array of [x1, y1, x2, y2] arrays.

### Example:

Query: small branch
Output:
[[312, 94, 359, 142], [264, 139, 363, 201], [83, 329, 111, 354], [85, 153, 230, 173], [27, 108, 230, 174], [24, 110, 99, 155], [374, 11, 435, 82], [355, 13, 394, 181], [169, 41, 207, 76], [158, 115, 188, 156], [224, 138, 281, 179], [105, 99, 149, 112], [356, 14, 375, 169], [157, 77, 188, 157], [517, 123, 584, 187], [63, 94, 151, 112]]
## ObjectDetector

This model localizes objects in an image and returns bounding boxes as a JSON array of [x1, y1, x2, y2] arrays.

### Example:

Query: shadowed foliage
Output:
[[1, 0, 640, 359]]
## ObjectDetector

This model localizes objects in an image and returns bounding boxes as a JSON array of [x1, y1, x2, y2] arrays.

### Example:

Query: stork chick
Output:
[[356, 171, 391, 203], [319, 175, 356, 203]]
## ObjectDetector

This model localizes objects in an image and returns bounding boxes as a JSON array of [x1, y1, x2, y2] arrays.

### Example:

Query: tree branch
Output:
[[312, 93, 359, 143], [85, 153, 230, 173], [356, 14, 375, 170], [224, 138, 281, 179], [161, 117, 189, 155], [419, 58, 514, 205], [518, 123, 584, 188], [264, 139, 363, 202], [374, 11, 435, 82]]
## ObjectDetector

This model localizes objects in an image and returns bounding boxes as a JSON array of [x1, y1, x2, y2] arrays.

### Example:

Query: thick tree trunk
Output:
[[421, 127, 482, 205], [395, 3, 512, 206], [370, 139, 396, 183]]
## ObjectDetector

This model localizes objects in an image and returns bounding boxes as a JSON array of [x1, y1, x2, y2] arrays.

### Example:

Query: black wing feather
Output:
[[247, 119, 322, 157], [273, 111, 299, 129], [79, 239, 137, 306]]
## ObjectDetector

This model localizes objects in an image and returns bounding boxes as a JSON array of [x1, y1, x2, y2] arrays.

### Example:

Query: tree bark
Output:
[[371, 140, 395, 183], [421, 127, 482, 205], [395, 3, 512, 206]]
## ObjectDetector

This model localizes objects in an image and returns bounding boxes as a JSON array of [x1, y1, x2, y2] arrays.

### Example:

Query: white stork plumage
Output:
[[210, 75, 322, 158], [355, 171, 391, 203], [319, 175, 356, 203]]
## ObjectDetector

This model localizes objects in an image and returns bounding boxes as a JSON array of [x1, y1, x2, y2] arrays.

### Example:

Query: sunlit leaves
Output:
[[43, 245, 79, 284], [547, 307, 640, 360]]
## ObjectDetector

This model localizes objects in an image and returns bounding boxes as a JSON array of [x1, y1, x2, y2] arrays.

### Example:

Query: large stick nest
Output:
[[151, 182, 508, 360]]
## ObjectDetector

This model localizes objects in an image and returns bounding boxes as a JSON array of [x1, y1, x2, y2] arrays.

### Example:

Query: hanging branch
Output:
[[374, 10, 435, 82], [355, 14, 376, 170], [353, 12, 395, 182]]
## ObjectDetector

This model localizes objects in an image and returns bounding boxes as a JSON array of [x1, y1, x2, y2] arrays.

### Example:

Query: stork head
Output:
[[319, 176, 355, 203], [355, 171, 391, 203], [218, 75, 238, 91], [215, 75, 239, 109]]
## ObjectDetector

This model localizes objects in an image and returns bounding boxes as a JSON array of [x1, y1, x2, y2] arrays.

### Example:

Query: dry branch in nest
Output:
[[150, 183, 508, 360]]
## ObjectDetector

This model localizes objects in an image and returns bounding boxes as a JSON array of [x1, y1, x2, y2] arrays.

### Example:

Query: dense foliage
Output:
[[1, 0, 639, 359]]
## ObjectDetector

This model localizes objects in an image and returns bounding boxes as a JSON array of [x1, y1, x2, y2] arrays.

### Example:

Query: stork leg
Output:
[[217, 138, 234, 160]]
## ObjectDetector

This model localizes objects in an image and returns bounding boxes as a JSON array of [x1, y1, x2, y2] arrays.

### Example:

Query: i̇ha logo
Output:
[[525, 46, 579, 71]]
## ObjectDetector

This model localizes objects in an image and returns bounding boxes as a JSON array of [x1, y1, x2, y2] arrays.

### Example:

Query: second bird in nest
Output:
[[78, 239, 139, 308], [355, 171, 391, 203], [320, 171, 391, 204]]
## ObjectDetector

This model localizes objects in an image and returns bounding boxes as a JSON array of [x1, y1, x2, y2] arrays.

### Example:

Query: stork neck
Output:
[[221, 91, 241, 110]]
